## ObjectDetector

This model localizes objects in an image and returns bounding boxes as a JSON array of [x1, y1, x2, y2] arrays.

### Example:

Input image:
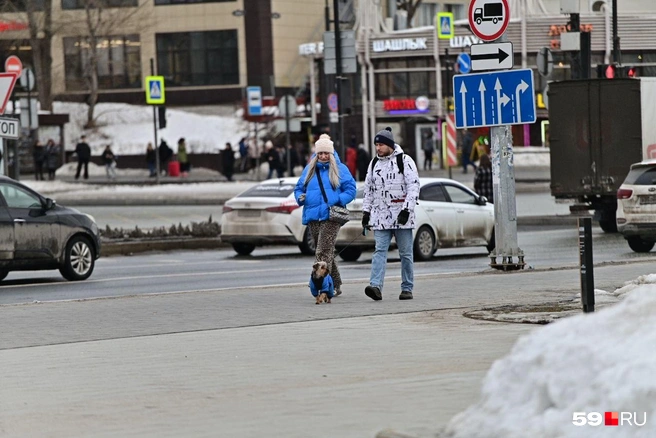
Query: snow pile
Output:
[[52, 102, 247, 156], [444, 284, 656, 438]]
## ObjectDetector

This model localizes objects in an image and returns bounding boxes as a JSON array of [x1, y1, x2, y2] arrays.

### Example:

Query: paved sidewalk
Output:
[[2, 261, 653, 438]]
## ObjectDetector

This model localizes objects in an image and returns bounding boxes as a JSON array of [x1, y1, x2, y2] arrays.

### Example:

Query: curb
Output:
[[101, 237, 227, 256], [517, 215, 579, 227], [59, 198, 229, 206]]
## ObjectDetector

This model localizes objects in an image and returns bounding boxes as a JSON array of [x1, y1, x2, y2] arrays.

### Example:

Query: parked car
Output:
[[221, 177, 495, 261], [616, 160, 656, 252], [329, 177, 495, 261], [220, 177, 316, 256], [0, 176, 101, 281]]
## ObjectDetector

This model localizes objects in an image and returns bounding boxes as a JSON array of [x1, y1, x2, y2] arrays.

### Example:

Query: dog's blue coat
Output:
[[309, 274, 335, 298]]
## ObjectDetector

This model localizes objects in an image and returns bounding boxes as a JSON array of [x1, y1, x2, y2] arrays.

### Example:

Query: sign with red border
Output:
[[468, 0, 510, 42], [0, 73, 18, 115]]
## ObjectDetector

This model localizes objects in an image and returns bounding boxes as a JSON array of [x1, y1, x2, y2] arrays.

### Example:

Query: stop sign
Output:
[[5, 55, 22, 77]]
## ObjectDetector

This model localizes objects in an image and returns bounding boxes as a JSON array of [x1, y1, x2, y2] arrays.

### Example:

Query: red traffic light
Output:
[[605, 65, 615, 79], [627, 67, 636, 78]]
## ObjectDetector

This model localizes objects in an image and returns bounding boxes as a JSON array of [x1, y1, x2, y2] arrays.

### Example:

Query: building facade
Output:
[[0, 0, 332, 105]]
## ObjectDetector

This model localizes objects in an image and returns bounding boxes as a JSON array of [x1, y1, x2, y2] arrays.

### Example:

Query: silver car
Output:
[[616, 160, 656, 252]]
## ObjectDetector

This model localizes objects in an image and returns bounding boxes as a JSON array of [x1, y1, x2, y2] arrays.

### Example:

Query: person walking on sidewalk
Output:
[[74, 135, 91, 180], [177, 138, 190, 177], [32, 140, 46, 181], [294, 134, 356, 297], [146, 142, 157, 177], [460, 129, 477, 174], [221, 142, 235, 181], [474, 153, 494, 203], [422, 131, 435, 171], [101, 145, 117, 180], [45, 139, 61, 181], [362, 127, 420, 301]]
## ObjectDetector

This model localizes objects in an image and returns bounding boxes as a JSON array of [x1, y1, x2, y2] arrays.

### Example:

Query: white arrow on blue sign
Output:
[[456, 53, 471, 74], [453, 68, 536, 129]]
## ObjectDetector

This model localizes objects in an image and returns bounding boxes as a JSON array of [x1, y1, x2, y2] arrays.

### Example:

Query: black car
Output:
[[0, 176, 101, 281]]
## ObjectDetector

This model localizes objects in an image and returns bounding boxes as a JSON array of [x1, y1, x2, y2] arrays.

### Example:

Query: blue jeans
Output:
[[370, 229, 414, 293]]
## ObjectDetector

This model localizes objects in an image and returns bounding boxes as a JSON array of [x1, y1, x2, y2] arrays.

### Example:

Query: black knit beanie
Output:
[[374, 127, 395, 149]]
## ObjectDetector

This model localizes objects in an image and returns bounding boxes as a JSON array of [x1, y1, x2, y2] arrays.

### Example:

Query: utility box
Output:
[[548, 78, 656, 231]]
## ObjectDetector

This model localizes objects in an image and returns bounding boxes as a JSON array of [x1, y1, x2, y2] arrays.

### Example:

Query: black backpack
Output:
[[370, 153, 404, 175]]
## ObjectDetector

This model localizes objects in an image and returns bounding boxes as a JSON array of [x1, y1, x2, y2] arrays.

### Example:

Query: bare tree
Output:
[[397, 0, 423, 29], [26, 0, 55, 112], [65, 0, 150, 128]]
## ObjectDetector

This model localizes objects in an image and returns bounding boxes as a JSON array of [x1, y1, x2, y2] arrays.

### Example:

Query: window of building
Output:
[[443, 3, 465, 20], [156, 30, 239, 87], [375, 58, 435, 99], [0, 0, 45, 11], [415, 2, 439, 27], [154, 0, 234, 4], [64, 35, 142, 91], [62, 0, 137, 9]]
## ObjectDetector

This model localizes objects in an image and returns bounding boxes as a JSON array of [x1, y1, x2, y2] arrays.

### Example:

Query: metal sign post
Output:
[[458, 0, 524, 270], [578, 217, 595, 313]]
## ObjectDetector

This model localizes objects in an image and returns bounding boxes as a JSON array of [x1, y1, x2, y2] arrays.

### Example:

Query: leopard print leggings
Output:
[[309, 220, 342, 291]]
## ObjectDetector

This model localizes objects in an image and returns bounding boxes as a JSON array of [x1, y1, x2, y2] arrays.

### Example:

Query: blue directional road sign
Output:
[[453, 68, 536, 129], [456, 53, 472, 74]]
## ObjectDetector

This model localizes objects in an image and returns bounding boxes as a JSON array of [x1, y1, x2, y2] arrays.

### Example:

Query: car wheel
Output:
[[486, 229, 496, 253], [413, 226, 436, 261], [338, 247, 362, 262], [232, 243, 255, 256], [627, 237, 654, 253], [599, 219, 618, 233], [59, 235, 95, 281], [0, 269, 8, 281], [298, 227, 316, 255]]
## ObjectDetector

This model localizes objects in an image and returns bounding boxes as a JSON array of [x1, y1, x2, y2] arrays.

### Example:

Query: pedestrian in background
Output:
[[474, 153, 494, 203], [356, 143, 371, 182], [265, 140, 283, 179], [294, 134, 356, 297], [159, 139, 172, 176], [146, 142, 156, 177], [32, 140, 46, 181], [361, 127, 420, 301], [177, 138, 190, 177], [221, 142, 235, 181], [74, 135, 91, 180], [422, 131, 435, 171], [345, 141, 357, 178], [248, 136, 260, 174], [238, 137, 249, 172], [460, 128, 477, 174], [102, 145, 117, 180], [45, 139, 60, 181]]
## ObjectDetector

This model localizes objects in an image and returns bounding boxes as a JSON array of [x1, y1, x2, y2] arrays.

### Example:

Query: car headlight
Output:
[[84, 213, 96, 223]]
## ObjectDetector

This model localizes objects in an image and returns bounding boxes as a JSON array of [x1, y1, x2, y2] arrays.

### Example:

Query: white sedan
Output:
[[220, 177, 495, 261]]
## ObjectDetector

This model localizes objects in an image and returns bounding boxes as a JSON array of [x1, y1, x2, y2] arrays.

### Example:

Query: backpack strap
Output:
[[369, 154, 404, 174]]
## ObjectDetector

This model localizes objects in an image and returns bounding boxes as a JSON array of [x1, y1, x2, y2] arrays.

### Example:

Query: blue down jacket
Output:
[[309, 274, 334, 298], [294, 152, 356, 225]]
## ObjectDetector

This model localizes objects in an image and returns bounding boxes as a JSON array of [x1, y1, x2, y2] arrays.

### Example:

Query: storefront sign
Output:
[[299, 42, 324, 56], [383, 96, 430, 115], [548, 23, 593, 49], [373, 38, 428, 53], [449, 35, 483, 48]]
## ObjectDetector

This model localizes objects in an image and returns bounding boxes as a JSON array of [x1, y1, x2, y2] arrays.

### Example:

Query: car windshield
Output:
[[624, 166, 656, 185], [238, 183, 296, 198]]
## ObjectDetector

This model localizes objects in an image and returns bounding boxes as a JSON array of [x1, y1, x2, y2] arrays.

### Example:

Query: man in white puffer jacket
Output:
[[361, 127, 420, 301]]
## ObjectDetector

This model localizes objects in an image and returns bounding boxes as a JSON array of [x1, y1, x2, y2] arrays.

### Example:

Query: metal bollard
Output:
[[578, 217, 595, 313]]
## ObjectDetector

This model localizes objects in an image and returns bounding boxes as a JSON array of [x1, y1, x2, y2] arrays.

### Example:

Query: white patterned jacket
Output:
[[362, 144, 420, 230]]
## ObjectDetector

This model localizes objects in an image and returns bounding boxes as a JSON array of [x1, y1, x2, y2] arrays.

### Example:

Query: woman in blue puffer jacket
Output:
[[295, 134, 356, 297]]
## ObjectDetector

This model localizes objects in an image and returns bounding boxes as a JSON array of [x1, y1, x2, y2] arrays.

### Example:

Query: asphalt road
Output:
[[79, 191, 570, 230], [1, 226, 654, 305]]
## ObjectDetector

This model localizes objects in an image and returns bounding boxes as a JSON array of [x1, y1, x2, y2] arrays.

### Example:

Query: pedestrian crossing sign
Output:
[[145, 76, 165, 104], [437, 12, 454, 39]]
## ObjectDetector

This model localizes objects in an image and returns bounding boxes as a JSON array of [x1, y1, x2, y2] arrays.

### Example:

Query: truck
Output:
[[548, 78, 656, 232], [474, 3, 503, 25]]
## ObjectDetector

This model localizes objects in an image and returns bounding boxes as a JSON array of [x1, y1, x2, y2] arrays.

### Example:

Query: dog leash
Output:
[[334, 227, 369, 258]]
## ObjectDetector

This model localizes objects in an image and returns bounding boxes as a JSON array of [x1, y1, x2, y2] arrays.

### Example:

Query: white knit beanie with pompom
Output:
[[314, 134, 334, 154]]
